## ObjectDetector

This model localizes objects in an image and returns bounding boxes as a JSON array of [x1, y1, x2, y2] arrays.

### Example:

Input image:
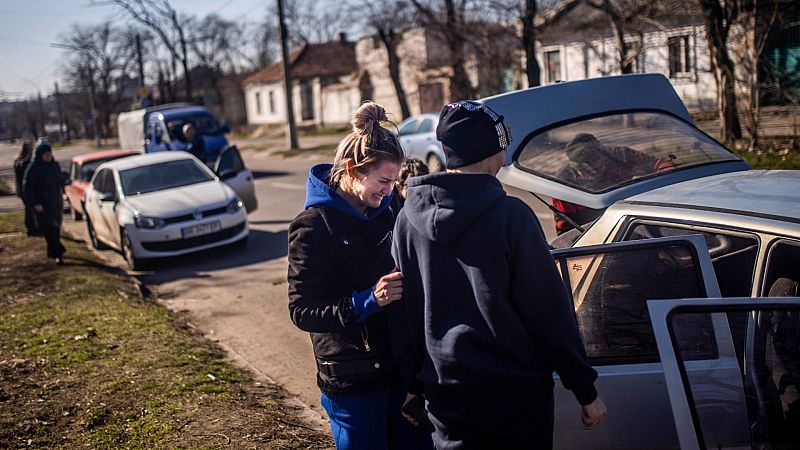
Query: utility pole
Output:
[[36, 90, 46, 138], [277, 0, 299, 150], [136, 34, 145, 88], [54, 82, 65, 142]]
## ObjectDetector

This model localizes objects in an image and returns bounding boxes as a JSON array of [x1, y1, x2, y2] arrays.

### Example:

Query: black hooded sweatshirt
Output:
[[23, 145, 63, 229], [390, 172, 597, 429]]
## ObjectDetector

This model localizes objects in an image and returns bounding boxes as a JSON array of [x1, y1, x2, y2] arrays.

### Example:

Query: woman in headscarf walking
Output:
[[23, 140, 66, 264], [13, 140, 37, 235]]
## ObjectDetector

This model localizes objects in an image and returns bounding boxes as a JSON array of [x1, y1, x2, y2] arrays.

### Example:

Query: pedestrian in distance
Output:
[[287, 101, 433, 450], [389, 100, 607, 449], [183, 123, 206, 163], [13, 140, 38, 236], [23, 140, 66, 264]]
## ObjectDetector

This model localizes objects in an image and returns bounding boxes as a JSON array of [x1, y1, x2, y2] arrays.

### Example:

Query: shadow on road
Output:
[[137, 229, 288, 285], [251, 170, 290, 180], [248, 219, 291, 225]]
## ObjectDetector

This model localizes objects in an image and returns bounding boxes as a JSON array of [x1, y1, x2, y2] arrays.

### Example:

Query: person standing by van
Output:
[[287, 102, 433, 450], [183, 123, 206, 163]]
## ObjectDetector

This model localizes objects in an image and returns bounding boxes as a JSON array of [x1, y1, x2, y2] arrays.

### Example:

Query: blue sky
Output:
[[0, 0, 271, 100]]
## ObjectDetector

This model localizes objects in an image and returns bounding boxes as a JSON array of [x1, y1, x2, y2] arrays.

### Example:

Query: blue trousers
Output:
[[320, 385, 433, 450]]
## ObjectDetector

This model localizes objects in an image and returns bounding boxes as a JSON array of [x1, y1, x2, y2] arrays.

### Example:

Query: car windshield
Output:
[[119, 159, 214, 195], [80, 156, 129, 181], [165, 113, 221, 142], [516, 112, 741, 194]]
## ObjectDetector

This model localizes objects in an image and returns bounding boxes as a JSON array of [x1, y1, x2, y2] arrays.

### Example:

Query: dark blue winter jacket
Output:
[[390, 171, 597, 429]]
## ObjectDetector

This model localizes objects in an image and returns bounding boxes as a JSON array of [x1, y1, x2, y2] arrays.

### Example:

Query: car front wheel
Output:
[[121, 230, 147, 271]]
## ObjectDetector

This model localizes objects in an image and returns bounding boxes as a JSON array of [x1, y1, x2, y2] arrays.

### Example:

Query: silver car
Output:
[[396, 113, 446, 172], [485, 74, 800, 448]]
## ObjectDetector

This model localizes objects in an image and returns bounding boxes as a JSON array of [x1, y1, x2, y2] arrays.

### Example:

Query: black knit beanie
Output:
[[436, 101, 512, 169]]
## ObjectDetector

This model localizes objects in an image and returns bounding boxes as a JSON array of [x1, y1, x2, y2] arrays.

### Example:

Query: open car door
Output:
[[649, 297, 800, 450], [549, 235, 721, 449], [214, 145, 258, 213]]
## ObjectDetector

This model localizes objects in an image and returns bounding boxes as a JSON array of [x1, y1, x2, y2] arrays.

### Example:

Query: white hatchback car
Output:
[[83, 152, 250, 270], [396, 113, 446, 172]]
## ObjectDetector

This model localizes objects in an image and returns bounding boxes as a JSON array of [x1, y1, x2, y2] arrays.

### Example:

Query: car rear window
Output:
[[516, 111, 741, 194], [119, 159, 214, 195]]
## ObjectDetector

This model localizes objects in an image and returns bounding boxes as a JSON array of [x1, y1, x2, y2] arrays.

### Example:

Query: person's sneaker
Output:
[[54, 257, 64, 265]]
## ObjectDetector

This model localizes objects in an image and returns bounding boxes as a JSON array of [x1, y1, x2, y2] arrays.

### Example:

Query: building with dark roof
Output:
[[243, 34, 365, 127]]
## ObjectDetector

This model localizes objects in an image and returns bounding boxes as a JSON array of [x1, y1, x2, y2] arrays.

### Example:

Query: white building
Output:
[[242, 35, 363, 128], [535, 3, 720, 110]]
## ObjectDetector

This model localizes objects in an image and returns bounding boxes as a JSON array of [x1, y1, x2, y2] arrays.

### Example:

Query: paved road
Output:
[[0, 139, 555, 430]]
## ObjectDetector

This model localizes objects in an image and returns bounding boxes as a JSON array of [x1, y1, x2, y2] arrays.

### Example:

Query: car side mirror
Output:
[[221, 123, 231, 134]]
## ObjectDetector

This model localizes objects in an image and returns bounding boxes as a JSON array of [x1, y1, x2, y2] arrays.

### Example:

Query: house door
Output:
[[300, 83, 314, 121], [419, 83, 444, 113]]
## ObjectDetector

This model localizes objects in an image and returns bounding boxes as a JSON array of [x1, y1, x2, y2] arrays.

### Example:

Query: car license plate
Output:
[[182, 221, 222, 239]]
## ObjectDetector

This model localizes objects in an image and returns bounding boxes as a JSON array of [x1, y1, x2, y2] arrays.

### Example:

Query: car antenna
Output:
[[528, 192, 586, 233]]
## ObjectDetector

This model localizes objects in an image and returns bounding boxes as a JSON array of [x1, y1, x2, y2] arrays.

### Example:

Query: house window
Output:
[[300, 83, 314, 121], [545, 50, 561, 83], [268, 91, 275, 114], [255, 92, 262, 114], [668, 36, 692, 77]]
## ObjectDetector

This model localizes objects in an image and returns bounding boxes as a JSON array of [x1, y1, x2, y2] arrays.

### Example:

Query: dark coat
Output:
[[23, 146, 63, 229], [13, 156, 31, 198], [186, 135, 206, 162], [288, 164, 401, 396], [390, 172, 598, 432]]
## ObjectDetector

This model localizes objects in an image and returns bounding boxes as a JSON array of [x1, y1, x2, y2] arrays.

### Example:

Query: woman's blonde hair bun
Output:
[[351, 101, 388, 135]]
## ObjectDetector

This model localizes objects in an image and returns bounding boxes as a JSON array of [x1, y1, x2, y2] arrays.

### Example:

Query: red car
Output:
[[65, 150, 139, 220]]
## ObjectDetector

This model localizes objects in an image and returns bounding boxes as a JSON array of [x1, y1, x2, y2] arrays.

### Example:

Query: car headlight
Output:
[[226, 198, 243, 214], [134, 214, 165, 229]]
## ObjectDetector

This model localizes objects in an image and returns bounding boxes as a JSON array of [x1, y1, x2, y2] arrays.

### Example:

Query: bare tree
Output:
[[102, 0, 195, 101], [411, 0, 478, 100], [190, 14, 245, 116], [60, 22, 137, 142], [698, 0, 743, 143], [358, 0, 416, 119], [244, 15, 280, 70], [737, 0, 780, 150], [283, 0, 354, 45], [580, 0, 661, 74]]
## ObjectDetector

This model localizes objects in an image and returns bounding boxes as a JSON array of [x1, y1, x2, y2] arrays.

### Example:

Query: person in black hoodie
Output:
[[23, 141, 66, 264], [390, 101, 607, 449], [287, 102, 433, 450], [13, 140, 37, 236]]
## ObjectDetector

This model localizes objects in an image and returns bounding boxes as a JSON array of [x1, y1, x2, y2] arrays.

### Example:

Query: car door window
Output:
[[418, 119, 434, 134], [92, 170, 107, 191], [103, 173, 117, 200], [764, 240, 800, 297], [624, 221, 759, 297], [398, 120, 418, 136], [70, 162, 79, 180], [552, 235, 720, 365], [216, 147, 245, 176], [650, 298, 800, 450]]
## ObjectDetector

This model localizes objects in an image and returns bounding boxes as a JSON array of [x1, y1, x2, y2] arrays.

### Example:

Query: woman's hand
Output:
[[373, 270, 403, 307]]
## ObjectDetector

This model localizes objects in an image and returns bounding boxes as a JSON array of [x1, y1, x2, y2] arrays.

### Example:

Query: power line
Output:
[[0, 34, 53, 46]]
